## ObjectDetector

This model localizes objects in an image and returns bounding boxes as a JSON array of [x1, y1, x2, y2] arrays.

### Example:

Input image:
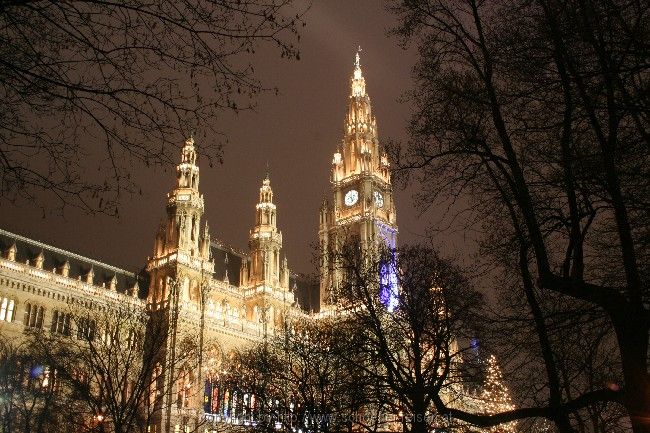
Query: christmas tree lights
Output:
[[481, 355, 517, 433]]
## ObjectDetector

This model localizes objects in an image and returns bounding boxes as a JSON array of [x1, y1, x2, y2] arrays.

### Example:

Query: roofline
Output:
[[0, 228, 138, 278], [209, 238, 247, 259]]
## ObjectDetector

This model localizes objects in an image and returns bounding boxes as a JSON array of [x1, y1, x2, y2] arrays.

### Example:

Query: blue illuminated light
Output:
[[379, 256, 398, 312], [469, 337, 481, 355], [30, 365, 44, 378]]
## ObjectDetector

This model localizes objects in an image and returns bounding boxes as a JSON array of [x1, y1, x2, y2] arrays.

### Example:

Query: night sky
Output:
[[0, 1, 473, 276]]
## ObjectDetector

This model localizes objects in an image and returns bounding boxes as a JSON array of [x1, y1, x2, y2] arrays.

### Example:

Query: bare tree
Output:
[[389, 0, 648, 431], [332, 242, 483, 433], [0, 0, 305, 214], [482, 255, 628, 433], [236, 316, 372, 433], [0, 334, 67, 433], [20, 302, 200, 433]]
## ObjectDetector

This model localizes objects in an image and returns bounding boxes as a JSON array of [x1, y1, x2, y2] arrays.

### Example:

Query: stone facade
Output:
[[0, 51, 400, 433]]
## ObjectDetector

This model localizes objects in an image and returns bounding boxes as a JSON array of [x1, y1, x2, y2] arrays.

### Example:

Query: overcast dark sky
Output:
[[0, 0, 474, 275]]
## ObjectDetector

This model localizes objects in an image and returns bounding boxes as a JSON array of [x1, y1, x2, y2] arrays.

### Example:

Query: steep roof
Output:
[[0, 228, 146, 297]]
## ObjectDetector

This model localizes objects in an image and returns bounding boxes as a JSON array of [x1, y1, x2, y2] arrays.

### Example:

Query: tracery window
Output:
[[23, 303, 44, 329], [126, 328, 140, 351], [176, 369, 193, 409], [51, 310, 71, 335], [149, 363, 162, 406], [101, 326, 116, 346], [0, 296, 15, 322], [38, 366, 59, 393], [77, 317, 96, 340]]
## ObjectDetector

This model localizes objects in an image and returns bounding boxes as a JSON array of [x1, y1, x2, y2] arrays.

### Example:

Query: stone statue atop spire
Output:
[[351, 47, 366, 97]]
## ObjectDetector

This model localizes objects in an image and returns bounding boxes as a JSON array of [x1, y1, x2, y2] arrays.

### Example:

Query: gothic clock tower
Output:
[[319, 50, 398, 308]]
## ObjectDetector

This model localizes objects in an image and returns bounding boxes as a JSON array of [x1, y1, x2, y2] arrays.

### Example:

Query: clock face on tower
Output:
[[344, 189, 359, 207], [373, 191, 384, 208]]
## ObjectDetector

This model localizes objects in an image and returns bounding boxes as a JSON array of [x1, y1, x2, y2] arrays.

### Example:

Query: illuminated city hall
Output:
[[0, 52, 401, 432]]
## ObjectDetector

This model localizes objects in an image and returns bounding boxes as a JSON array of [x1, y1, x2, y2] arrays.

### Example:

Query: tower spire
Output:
[[333, 48, 379, 178], [319, 49, 398, 309]]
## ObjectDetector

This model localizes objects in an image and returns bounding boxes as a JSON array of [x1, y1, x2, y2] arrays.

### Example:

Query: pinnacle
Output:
[[353, 48, 363, 81], [351, 48, 366, 97]]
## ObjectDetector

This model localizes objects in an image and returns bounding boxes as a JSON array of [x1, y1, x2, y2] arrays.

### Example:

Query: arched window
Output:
[[51, 310, 58, 332], [24, 303, 44, 329], [51, 310, 71, 335], [0, 297, 15, 322], [176, 369, 193, 409], [23, 302, 31, 326], [149, 363, 162, 406], [77, 317, 96, 340], [36, 306, 44, 328]]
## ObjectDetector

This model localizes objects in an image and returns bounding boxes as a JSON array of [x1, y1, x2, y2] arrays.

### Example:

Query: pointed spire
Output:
[[7, 242, 16, 261], [34, 250, 44, 269]]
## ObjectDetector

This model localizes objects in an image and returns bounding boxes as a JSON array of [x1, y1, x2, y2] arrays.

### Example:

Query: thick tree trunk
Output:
[[616, 317, 650, 433], [410, 400, 428, 433], [626, 372, 650, 433]]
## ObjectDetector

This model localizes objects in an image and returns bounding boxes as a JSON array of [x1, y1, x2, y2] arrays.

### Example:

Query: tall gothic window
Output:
[[23, 303, 44, 329], [0, 296, 15, 322], [379, 256, 399, 312], [77, 317, 96, 340], [51, 310, 71, 335], [176, 370, 193, 409]]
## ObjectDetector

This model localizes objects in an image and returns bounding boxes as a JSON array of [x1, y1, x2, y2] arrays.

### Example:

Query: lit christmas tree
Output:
[[481, 355, 517, 433]]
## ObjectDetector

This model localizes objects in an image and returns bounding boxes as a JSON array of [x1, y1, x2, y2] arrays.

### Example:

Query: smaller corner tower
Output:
[[248, 174, 283, 288], [145, 136, 215, 433], [147, 136, 214, 308], [242, 175, 293, 332]]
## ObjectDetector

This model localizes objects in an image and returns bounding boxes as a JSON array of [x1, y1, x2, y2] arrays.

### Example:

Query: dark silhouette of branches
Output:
[[332, 242, 483, 433], [0, 334, 67, 433], [0, 0, 305, 214], [237, 317, 372, 433], [389, 0, 648, 431], [6, 302, 201, 433]]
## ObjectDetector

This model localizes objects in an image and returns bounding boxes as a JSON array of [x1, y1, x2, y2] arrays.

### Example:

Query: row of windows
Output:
[[22, 303, 96, 340]]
